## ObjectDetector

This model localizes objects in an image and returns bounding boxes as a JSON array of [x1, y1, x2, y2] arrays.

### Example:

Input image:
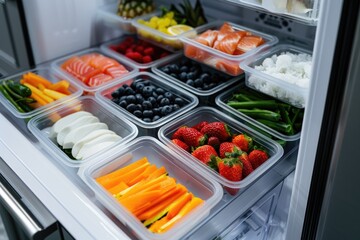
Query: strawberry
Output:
[[218, 157, 243, 195], [200, 122, 231, 142], [125, 52, 143, 62], [135, 46, 144, 54], [143, 47, 154, 56], [219, 142, 240, 158], [172, 126, 187, 140], [191, 145, 218, 164], [207, 136, 220, 149], [142, 55, 152, 63], [171, 139, 190, 152], [238, 152, 253, 177], [182, 127, 207, 147], [192, 121, 209, 131], [232, 134, 253, 152], [248, 149, 269, 169]]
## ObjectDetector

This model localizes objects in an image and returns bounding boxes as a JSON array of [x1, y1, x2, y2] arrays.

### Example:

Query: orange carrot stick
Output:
[[23, 83, 54, 103], [166, 192, 192, 220], [118, 190, 163, 213], [43, 88, 67, 100], [108, 181, 129, 195], [23, 72, 52, 87]]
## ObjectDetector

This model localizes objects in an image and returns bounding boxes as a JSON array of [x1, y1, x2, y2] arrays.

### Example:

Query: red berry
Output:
[[192, 121, 209, 131], [201, 122, 231, 142], [191, 145, 218, 164], [142, 55, 152, 63], [144, 47, 154, 56], [182, 127, 207, 147], [172, 126, 187, 140], [207, 136, 220, 149], [219, 142, 240, 158], [125, 52, 143, 62], [248, 149, 269, 169], [172, 139, 190, 152], [232, 134, 253, 152], [239, 152, 254, 177], [135, 46, 144, 53]]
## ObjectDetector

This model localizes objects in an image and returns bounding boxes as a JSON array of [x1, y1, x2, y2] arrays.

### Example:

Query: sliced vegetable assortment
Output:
[[50, 111, 122, 160], [96, 157, 204, 234], [226, 87, 304, 136], [0, 72, 72, 113], [61, 53, 129, 87], [171, 121, 269, 195], [109, 36, 171, 64], [158, 57, 232, 91]]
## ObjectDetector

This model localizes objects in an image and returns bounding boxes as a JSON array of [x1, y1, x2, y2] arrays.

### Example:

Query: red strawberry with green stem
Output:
[[191, 145, 218, 164], [182, 127, 207, 147], [248, 149, 269, 169], [200, 122, 231, 142], [172, 126, 187, 140], [238, 152, 253, 177], [219, 142, 240, 158], [232, 134, 253, 152], [217, 157, 243, 195], [171, 139, 190, 152], [192, 121, 209, 131]]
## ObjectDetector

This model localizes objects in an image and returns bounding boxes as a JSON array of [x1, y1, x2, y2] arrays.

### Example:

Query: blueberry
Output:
[[119, 95, 127, 102], [126, 95, 136, 104], [142, 86, 153, 98], [130, 81, 138, 89], [135, 83, 145, 92], [126, 103, 137, 112], [161, 105, 173, 116], [147, 96, 157, 106], [187, 72, 196, 80], [135, 104, 143, 111], [180, 58, 189, 66], [164, 92, 174, 101], [111, 98, 120, 104], [173, 104, 180, 111], [142, 80, 150, 86], [160, 97, 170, 106], [111, 90, 119, 99], [152, 91, 158, 98], [152, 115, 161, 121], [174, 97, 185, 106], [185, 79, 194, 87], [143, 118, 152, 122], [125, 87, 135, 95], [157, 95, 164, 103], [179, 72, 188, 81], [142, 101, 152, 110], [119, 100, 127, 108], [200, 73, 211, 84], [170, 73, 178, 78], [135, 93, 144, 103], [194, 78, 203, 88], [161, 67, 170, 74], [180, 66, 189, 73], [156, 88, 165, 95], [143, 110, 153, 118], [133, 110, 142, 118], [122, 84, 129, 89], [116, 86, 125, 96], [169, 64, 179, 73]]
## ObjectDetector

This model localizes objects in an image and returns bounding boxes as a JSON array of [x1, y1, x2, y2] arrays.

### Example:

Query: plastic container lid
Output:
[[78, 136, 223, 240], [101, 35, 179, 70], [152, 53, 242, 98], [158, 106, 284, 191], [240, 44, 312, 108], [51, 48, 138, 93], [131, 11, 194, 50], [0, 67, 83, 119], [215, 82, 301, 141], [180, 20, 279, 76], [95, 72, 199, 129], [27, 96, 138, 168]]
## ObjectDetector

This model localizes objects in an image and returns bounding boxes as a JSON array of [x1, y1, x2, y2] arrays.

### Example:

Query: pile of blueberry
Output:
[[110, 78, 187, 123], [159, 58, 231, 91]]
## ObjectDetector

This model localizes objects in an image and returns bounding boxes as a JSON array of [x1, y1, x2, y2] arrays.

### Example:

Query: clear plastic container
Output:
[[152, 53, 242, 106], [240, 0, 320, 25], [95, 72, 198, 134], [215, 82, 301, 141], [52, 48, 138, 93], [77, 136, 223, 240], [158, 106, 284, 194], [0, 67, 82, 119], [240, 44, 312, 108], [180, 20, 278, 76], [27, 96, 138, 168], [101, 35, 178, 70], [132, 11, 193, 50]]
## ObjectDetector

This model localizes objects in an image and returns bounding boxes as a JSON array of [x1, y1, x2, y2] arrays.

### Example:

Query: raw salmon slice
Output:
[[215, 60, 242, 76], [80, 54, 100, 64], [83, 68, 103, 84], [64, 58, 96, 82], [196, 30, 219, 47], [214, 32, 245, 54], [106, 65, 128, 78], [237, 36, 264, 52], [88, 73, 113, 87], [89, 55, 120, 72]]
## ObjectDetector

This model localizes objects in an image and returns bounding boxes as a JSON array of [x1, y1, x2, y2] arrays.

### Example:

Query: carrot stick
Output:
[[159, 197, 204, 232], [30, 92, 48, 106], [108, 181, 128, 195], [146, 166, 167, 180], [166, 192, 192, 220], [127, 164, 157, 186], [43, 88, 67, 100], [23, 72, 52, 87], [148, 216, 169, 233], [37, 83, 46, 91], [24, 83, 54, 103], [96, 157, 148, 184], [118, 190, 163, 213], [49, 80, 71, 95]]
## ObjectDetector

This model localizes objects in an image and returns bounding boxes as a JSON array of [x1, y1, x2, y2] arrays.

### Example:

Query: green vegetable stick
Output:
[[0, 84, 25, 113], [227, 100, 278, 109], [238, 109, 281, 121]]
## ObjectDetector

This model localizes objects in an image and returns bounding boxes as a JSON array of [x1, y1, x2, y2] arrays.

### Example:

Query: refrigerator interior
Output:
[[0, 0, 343, 239]]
